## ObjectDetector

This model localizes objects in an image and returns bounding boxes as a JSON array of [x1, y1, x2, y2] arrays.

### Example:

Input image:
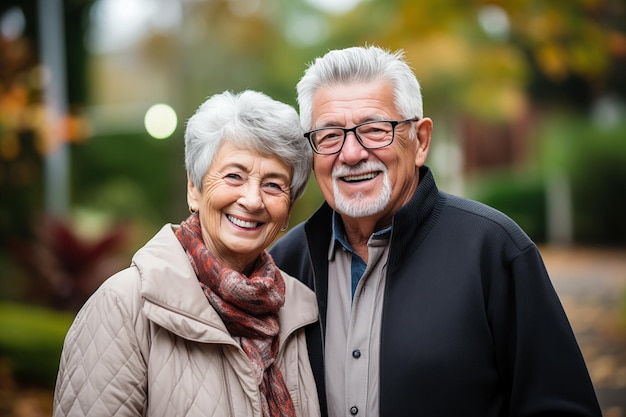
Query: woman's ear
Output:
[[187, 172, 200, 212]]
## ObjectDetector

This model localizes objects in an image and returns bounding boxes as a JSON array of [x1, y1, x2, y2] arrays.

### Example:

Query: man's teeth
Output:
[[227, 215, 259, 228], [343, 172, 377, 182]]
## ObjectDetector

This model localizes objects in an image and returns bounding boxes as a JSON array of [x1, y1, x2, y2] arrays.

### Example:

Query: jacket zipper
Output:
[[222, 359, 235, 417]]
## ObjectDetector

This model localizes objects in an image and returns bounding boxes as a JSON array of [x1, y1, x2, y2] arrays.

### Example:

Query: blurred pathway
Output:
[[542, 246, 626, 417], [2, 246, 625, 417]]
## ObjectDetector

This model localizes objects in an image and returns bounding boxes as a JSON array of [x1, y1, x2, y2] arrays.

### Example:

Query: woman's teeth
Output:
[[227, 215, 259, 228]]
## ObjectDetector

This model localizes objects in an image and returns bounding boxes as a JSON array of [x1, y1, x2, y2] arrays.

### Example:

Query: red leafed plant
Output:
[[8, 215, 128, 312]]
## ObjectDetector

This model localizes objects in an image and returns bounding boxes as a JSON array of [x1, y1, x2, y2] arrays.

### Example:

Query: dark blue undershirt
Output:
[[332, 211, 392, 299]]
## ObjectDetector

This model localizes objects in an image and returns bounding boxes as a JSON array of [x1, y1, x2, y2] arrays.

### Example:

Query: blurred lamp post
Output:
[[38, 0, 69, 219], [546, 171, 573, 247]]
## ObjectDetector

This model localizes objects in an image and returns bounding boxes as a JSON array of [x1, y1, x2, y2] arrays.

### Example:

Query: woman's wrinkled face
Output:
[[187, 141, 292, 273]]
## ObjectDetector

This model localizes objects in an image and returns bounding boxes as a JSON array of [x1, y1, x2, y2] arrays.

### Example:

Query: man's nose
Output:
[[338, 131, 369, 164]]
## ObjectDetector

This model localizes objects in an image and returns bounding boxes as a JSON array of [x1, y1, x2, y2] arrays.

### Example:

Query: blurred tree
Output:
[[315, 0, 625, 119], [4, 0, 625, 290], [1, 1, 44, 244], [275, 0, 626, 243], [0, 0, 93, 245], [1, 0, 101, 310]]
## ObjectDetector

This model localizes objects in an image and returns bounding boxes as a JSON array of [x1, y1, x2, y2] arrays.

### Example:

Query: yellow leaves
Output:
[[0, 84, 29, 132], [462, 82, 528, 122], [472, 46, 529, 82], [534, 21, 610, 82], [0, 133, 21, 160], [524, 8, 568, 44], [404, 36, 529, 122], [193, 0, 274, 53], [507, 1, 615, 82], [608, 30, 626, 58], [38, 113, 92, 155], [0, 84, 43, 160], [364, 1, 622, 127], [404, 34, 471, 82], [460, 47, 529, 122], [537, 43, 569, 80], [405, 35, 526, 84]]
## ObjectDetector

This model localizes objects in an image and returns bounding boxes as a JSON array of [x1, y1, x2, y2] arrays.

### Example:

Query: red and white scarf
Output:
[[175, 212, 296, 417]]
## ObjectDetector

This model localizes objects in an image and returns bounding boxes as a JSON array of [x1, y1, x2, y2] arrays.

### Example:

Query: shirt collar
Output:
[[328, 211, 393, 260]]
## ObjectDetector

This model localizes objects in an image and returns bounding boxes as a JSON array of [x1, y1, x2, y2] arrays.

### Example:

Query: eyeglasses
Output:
[[304, 118, 419, 155]]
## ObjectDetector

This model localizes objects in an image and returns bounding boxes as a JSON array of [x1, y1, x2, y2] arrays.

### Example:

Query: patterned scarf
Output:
[[175, 213, 296, 417]]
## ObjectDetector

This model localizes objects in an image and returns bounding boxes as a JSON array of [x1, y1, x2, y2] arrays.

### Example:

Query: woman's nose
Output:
[[238, 182, 264, 210]]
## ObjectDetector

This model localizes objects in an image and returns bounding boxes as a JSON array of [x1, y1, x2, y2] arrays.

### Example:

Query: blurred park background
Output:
[[0, 0, 625, 415]]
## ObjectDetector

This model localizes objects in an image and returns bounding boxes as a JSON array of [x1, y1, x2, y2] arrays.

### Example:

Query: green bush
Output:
[[473, 115, 626, 247], [471, 173, 547, 243], [0, 302, 74, 388], [538, 116, 626, 246]]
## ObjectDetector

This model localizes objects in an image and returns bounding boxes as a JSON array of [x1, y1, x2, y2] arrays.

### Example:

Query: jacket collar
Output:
[[308, 166, 440, 263], [387, 166, 442, 274], [302, 165, 441, 329], [133, 225, 318, 344]]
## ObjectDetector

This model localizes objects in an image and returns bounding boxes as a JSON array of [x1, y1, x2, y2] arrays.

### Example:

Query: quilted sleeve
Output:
[[53, 269, 148, 417]]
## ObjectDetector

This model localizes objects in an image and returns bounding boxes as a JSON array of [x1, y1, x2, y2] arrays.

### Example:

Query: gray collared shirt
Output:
[[325, 212, 391, 417]]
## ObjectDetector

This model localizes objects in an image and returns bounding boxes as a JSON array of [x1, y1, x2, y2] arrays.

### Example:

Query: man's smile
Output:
[[341, 172, 380, 182]]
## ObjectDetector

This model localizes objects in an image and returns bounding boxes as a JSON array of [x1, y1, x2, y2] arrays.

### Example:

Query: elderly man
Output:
[[270, 45, 601, 417]]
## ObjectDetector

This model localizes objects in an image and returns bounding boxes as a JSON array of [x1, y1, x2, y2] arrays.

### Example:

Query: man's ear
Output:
[[415, 117, 433, 167]]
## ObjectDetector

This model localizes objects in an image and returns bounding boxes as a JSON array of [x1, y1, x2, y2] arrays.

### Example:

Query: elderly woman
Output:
[[53, 90, 319, 417]]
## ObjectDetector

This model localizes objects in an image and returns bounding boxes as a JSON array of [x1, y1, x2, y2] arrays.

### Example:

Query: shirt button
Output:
[[352, 349, 361, 359], [350, 406, 359, 415]]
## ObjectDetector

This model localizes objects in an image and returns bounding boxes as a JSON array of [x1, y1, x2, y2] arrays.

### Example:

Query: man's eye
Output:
[[322, 132, 340, 140], [316, 129, 343, 142], [361, 126, 385, 134]]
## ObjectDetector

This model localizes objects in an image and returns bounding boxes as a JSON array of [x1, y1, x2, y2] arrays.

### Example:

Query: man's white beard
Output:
[[332, 161, 392, 218]]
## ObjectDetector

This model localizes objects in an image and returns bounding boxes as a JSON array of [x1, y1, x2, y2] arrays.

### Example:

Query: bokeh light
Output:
[[144, 103, 177, 140]]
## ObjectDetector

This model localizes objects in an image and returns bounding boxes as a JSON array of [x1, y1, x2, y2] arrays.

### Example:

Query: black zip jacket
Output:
[[269, 166, 601, 417]]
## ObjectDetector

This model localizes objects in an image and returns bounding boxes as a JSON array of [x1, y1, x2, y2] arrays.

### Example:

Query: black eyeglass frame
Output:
[[304, 117, 420, 155]]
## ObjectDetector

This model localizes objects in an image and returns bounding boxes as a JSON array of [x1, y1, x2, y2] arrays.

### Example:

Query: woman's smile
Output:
[[226, 214, 264, 230]]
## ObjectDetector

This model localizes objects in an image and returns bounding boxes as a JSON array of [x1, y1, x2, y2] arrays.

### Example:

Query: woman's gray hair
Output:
[[296, 45, 423, 138], [184, 90, 312, 202]]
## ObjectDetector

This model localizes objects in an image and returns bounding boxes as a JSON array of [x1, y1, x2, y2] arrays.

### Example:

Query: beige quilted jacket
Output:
[[53, 224, 320, 417]]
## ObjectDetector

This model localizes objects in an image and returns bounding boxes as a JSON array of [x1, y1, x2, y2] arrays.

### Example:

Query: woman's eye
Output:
[[223, 173, 245, 186], [264, 182, 286, 193]]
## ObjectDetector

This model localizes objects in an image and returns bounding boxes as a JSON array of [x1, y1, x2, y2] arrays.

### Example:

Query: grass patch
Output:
[[0, 302, 74, 387]]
